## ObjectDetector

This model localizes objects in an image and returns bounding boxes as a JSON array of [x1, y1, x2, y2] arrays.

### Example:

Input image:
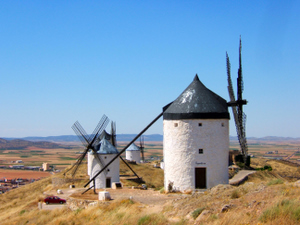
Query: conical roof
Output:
[[96, 138, 119, 154], [126, 143, 140, 151], [163, 74, 229, 120]]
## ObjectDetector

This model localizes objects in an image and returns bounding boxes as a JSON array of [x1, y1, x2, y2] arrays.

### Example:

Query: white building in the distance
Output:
[[125, 143, 141, 163], [88, 138, 120, 189]]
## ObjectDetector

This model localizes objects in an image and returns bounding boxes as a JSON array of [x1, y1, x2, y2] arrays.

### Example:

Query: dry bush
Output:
[[137, 214, 168, 225], [259, 199, 300, 224]]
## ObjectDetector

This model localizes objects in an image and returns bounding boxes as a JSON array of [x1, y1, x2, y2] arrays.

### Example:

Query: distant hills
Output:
[[2, 135, 300, 150], [0, 138, 68, 150], [2, 134, 300, 144], [2, 134, 164, 143], [230, 136, 300, 142]]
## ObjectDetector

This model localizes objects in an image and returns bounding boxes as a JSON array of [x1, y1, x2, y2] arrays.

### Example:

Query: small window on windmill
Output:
[[221, 123, 225, 127], [104, 156, 107, 159], [199, 149, 203, 154], [107, 169, 110, 172], [198, 123, 202, 127], [174, 123, 178, 127]]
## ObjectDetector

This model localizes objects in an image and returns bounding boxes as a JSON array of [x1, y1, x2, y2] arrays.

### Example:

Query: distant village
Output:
[[0, 162, 54, 194], [0, 161, 53, 171]]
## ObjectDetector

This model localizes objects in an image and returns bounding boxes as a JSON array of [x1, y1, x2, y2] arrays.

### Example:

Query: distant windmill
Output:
[[64, 115, 109, 179], [104, 121, 142, 179], [64, 115, 141, 193], [83, 111, 164, 191], [226, 38, 249, 166]]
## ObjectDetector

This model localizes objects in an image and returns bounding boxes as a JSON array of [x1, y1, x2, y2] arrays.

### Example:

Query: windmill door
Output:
[[106, 177, 111, 188], [195, 168, 206, 189]]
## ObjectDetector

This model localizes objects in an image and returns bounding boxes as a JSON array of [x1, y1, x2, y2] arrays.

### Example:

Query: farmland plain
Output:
[[1, 138, 300, 180]]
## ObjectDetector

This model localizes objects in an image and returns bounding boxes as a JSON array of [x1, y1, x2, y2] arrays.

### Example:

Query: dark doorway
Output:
[[195, 168, 206, 189], [106, 177, 111, 188]]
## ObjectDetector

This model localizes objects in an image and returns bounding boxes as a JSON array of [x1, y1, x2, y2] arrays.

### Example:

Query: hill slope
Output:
[[1, 158, 300, 224]]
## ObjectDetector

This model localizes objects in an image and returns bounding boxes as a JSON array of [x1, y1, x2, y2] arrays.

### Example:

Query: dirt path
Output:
[[45, 187, 180, 209]]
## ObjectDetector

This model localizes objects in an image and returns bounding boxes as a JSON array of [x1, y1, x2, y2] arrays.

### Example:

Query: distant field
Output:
[[117, 141, 163, 161], [0, 169, 51, 179], [231, 139, 300, 162], [0, 145, 82, 170], [1, 139, 300, 173]]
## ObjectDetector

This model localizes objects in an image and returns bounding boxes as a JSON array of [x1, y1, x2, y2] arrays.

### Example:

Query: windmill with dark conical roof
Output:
[[163, 75, 230, 191], [83, 61, 241, 193], [83, 76, 231, 193]]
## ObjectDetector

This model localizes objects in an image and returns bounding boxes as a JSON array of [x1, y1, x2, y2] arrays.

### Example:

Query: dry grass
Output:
[[0, 146, 82, 170], [2, 158, 300, 224], [0, 169, 51, 179], [251, 157, 300, 181], [119, 161, 164, 189], [3, 197, 169, 225], [0, 176, 52, 223]]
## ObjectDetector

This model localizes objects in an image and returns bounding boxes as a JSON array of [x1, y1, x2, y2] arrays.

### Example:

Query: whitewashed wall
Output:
[[163, 119, 229, 191], [126, 150, 141, 163], [88, 153, 120, 189]]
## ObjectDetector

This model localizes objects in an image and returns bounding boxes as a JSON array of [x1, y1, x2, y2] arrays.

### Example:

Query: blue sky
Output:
[[0, 1, 299, 138]]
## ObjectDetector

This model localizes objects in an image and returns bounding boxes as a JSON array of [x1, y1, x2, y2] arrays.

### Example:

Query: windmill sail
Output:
[[227, 38, 248, 164], [67, 115, 110, 177]]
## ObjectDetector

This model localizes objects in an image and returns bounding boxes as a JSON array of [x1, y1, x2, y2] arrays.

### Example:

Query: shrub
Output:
[[267, 179, 284, 186], [159, 187, 165, 193], [191, 207, 205, 219], [259, 199, 300, 223], [120, 199, 134, 206], [137, 214, 168, 225], [74, 208, 83, 215], [235, 162, 245, 168], [255, 165, 272, 171], [19, 210, 26, 215], [231, 189, 240, 199], [209, 214, 218, 220], [264, 165, 272, 171], [138, 215, 151, 225]]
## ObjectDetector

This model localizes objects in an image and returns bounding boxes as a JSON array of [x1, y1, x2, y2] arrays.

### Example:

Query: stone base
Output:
[[112, 182, 122, 189], [99, 191, 111, 201]]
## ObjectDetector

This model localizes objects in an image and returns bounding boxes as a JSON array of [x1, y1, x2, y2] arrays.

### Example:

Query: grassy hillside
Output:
[[1, 158, 300, 224]]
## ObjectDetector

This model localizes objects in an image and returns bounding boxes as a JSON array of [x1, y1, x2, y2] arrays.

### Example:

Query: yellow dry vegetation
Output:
[[119, 161, 164, 188], [2, 158, 300, 224]]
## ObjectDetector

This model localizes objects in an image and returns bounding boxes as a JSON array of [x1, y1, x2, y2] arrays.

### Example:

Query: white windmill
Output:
[[163, 75, 230, 191]]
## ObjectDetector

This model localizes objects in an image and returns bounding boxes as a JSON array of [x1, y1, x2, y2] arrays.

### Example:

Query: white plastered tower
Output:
[[125, 143, 141, 163], [88, 138, 120, 189], [163, 75, 230, 192]]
